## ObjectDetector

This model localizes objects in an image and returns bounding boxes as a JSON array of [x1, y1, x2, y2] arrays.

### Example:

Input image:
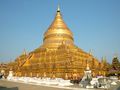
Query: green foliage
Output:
[[108, 57, 120, 76], [112, 57, 120, 70]]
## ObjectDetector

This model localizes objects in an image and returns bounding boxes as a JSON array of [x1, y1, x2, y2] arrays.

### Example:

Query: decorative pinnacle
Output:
[[23, 49, 27, 55], [57, 4, 60, 12], [89, 49, 92, 55]]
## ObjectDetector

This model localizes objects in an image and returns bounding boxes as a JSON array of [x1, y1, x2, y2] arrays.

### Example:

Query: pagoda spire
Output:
[[43, 5, 74, 48], [89, 49, 93, 55], [44, 4, 72, 33], [23, 49, 27, 55], [57, 4, 60, 12]]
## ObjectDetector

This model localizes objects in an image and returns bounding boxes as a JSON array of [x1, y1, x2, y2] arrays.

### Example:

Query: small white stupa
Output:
[[7, 69, 13, 80], [0, 69, 5, 79], [80, 63, 92, 88], [82, 63, 92, 81]]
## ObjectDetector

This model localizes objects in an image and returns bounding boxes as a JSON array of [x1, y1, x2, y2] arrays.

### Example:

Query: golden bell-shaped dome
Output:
[[43, 6, 74, 49]]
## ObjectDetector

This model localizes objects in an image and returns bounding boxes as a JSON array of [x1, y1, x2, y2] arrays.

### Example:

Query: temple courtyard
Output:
[[0, 79, 120, 90]]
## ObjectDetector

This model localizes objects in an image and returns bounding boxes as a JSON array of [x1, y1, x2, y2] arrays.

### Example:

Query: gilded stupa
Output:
[[43, 6, 74, 49], [10, 6, 108, 79]]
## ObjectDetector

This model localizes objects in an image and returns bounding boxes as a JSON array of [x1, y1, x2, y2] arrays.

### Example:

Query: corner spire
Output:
[[57, 4, 60, 12], [23, 49, 27, 55]]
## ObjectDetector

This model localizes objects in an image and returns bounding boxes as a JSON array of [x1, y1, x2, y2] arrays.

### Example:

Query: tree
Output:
[[108, 57, 120, 76], [112, 57, 120, 70]]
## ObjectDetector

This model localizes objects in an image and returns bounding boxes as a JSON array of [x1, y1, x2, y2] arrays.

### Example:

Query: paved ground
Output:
[[0, 80, 70, 90], [0, 80, 120, 90]]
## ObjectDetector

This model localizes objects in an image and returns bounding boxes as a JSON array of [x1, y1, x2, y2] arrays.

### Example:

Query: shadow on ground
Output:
[[0, 86, 18, 90], [117, 86, 120, 90]]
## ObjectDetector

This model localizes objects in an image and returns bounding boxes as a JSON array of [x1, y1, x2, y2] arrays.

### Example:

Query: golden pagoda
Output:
[[10, 6, 108, 79]]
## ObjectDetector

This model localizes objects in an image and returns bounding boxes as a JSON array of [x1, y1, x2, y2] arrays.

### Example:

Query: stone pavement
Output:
[[0, 80, 120, 90]]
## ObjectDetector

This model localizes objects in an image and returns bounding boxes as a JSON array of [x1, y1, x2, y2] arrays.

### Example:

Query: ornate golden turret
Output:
[[43, 5, 74, 49]]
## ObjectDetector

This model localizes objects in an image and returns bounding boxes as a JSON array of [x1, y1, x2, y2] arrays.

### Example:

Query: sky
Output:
[[0, 0, 120, 63]]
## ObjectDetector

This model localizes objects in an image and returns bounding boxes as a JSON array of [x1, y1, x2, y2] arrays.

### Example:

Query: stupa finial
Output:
[[23, 49, 27, 55], [57, 4, 60, 12], [89, 49, 92, 55]]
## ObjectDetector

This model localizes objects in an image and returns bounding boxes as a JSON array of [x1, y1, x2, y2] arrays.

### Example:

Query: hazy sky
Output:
[[0, 0, 120, 63]]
